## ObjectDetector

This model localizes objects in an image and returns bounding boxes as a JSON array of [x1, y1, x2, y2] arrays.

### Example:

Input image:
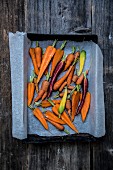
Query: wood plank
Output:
[[92, 0, 113, 169], [50, 0, 92, 34], [0, 0, 28, 170]]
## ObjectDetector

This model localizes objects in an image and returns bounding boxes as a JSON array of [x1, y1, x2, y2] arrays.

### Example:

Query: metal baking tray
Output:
[[9, 32, 105, 143]]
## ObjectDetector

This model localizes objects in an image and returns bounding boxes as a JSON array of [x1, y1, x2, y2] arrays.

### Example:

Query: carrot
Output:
[[50, 41, 66, 77], [59, 90, 71, 97], [33, 108, 48, 130], [59, 81, 67, 92], [77, 50, 86, 76], [76, 76, 88, 115], [68, 85, 75, 90], [64, 47, 75, 71], [34, 41, 42, 69], [81, 92, 91, 122], [27, 75, 35, 106], [44, 111, 65, 125], [29, 48, 39, 75], [33, 77, 38, 93], [42, 91, 48, 101], [71, 91, 80, 121], [76, 70, 88, 85], [72, 75, 78, 83], [53, 104, 79, 133], [37, 40, 57, 83], [46, 118, 64, 131], [42, 53, 48, 75], [67, 66, 75, 86], [40, 99, 61, 107], [53, 66, 73, 90], [66, 99, 71, 116]]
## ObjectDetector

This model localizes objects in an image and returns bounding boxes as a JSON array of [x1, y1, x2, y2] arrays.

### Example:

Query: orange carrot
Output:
[[72, 75, 78, 83], [81, 92, 91, 122], [41, 99, 61, 107], [46, 118, 64, 131], [33, 77, 38, 93], [44, 111, 65, 125], [34, 80, 49, 102], [53, 65, 73, 90], [33, 108, 48, 130], [68, 85, 74, 90], [59, 90, 71, 97], [27, 82, 35, 106], [52, 104, 78, 133], [50, 41, 66, 77], [34, 41, 42, 69], [76, 70, 89, 85], [37, 40, 57, 83], [42, 54, 48, 75], [59, 81, 67, 92], [27, 75, 35, 106], [64, 47, 75, 71], [71, 91, 80, 121], [42, 91, 48, 101], [29, 48, 39, 75], [67, 66, 75, 86], [66, 99, 71, 116]]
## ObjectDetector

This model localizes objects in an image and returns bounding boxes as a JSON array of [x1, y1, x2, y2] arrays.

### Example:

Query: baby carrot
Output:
[[59, 81, 67, 92], [37, 40, 57, 83], [71, 91, 80, 121], [77, 50, 86, 76], [76, 70, 89, 85], [64, 47, 75, 71], [44, 111, 65, 124], [46, 118, 64, 131], [27, 75, 35, 106], [33, 108, 48, 130], [40, 99, 61, 108], [72, 74, 78, 83], [34, 73, 50, 102], [81, 92, 91, 122], [34, 41, 42, 69], [50, 41, 66, 77], [67, 66, 75, 86], [29, 48, 39, 75]]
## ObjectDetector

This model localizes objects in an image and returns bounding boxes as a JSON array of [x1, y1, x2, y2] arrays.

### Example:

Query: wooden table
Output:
[[0, 0, 113, 169]]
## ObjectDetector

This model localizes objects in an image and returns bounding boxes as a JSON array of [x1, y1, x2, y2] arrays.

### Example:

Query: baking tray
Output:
[[9, 32, 105, 143]]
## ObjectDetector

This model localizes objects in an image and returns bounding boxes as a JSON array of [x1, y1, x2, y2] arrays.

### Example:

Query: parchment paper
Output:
[[9, 32, 105, 139]]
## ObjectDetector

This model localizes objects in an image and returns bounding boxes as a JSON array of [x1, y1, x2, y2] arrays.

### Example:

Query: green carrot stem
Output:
[[64, 129, 70, 134], [54, 91, 60, 98], [62, 54, 67, 61], [52, 39, 57, 47], [46, 72, 50, 81], [29, 105, 34, 110], [35, 100, 42, 106], [47, 99, 55, 106], [72, 46, 76, 54], [67, 85, 77, 99], [60, 40, 67, 50], [36, 41, 39, 47]]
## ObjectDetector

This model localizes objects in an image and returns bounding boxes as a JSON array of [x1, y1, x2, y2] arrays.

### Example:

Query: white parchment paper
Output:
[[9, 32, 105, 139]]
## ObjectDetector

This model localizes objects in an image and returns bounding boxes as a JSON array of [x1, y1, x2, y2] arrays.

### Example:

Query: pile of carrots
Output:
[[27, 40, 91, 135]]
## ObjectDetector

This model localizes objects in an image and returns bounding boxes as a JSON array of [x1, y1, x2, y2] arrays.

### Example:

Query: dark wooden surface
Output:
[[0, 0, 113, 169]]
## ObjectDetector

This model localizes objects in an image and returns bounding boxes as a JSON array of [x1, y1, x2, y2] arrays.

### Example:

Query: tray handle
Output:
[[74, 27, 92, 33]]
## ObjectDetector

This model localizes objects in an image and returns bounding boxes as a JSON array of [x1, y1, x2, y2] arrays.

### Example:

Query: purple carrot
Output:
[[47, 55, 66, 98], [76, 76, 88, 115]]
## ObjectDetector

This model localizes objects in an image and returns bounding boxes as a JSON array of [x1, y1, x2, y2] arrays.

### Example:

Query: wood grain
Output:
[[0, 0, 113, 170]]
